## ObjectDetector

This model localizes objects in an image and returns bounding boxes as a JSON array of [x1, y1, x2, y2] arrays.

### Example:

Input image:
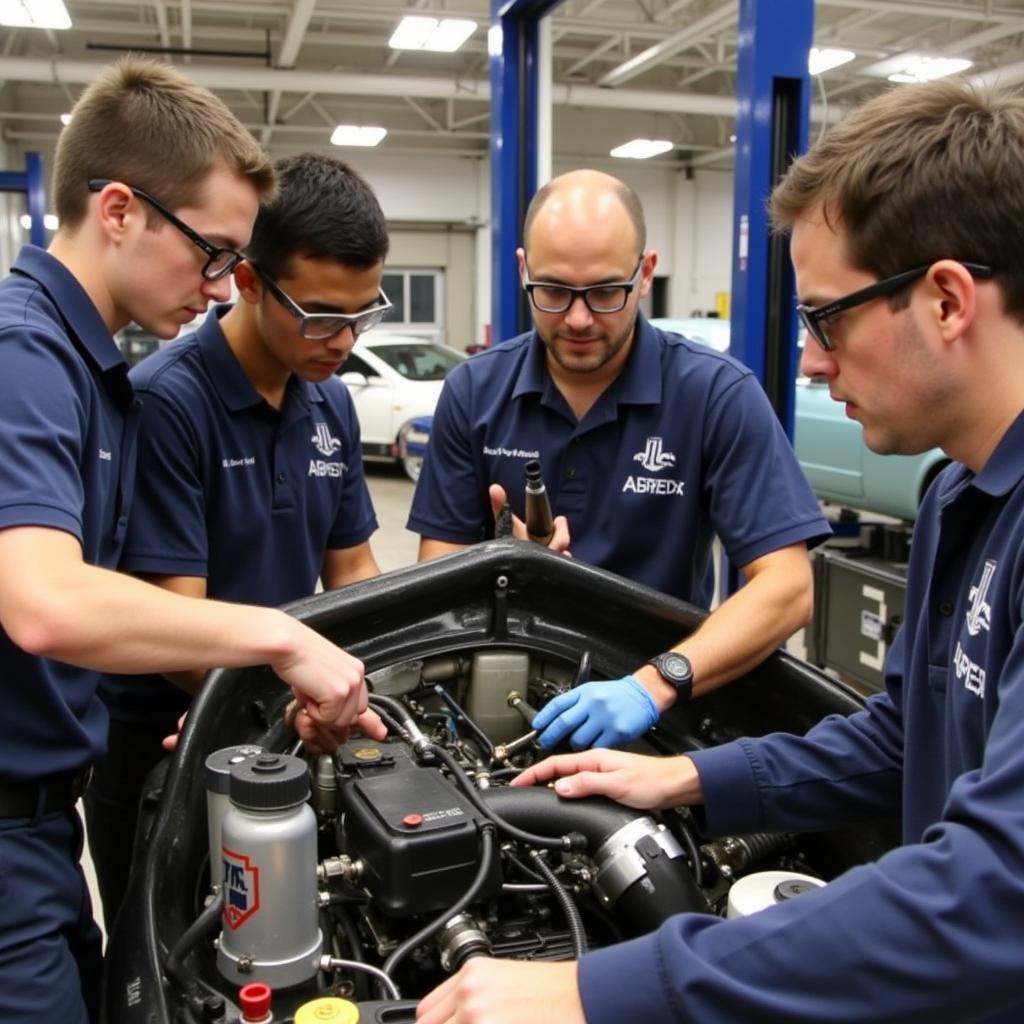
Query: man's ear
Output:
[[516, 247, 527, 281], [233, 260, 262, 303], [927, 260, 977, 343], [94, 182, 136, 243], [639, 250, 659, 297]]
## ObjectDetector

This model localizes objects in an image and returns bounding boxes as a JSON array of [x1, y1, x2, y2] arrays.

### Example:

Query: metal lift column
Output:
[[0, 152, 47, 249], [489, 0, 563, 344]]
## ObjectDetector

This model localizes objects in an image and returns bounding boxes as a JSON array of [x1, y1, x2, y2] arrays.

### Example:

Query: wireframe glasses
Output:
[[251, 264, 393, 341], [522, 256, 644, 314], [87, 178, 245, 281], [798, 262, 994, 352]]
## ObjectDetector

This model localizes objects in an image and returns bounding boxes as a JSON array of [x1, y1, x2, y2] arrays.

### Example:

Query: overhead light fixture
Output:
[[809, 47, 855, 76], [389, 15, 477, 53], [0, 0, 72, 29], [330, 125, 387, 148], [610, 138, 674, 160], [887, 55, 972, 83], [20, 213, 59, 231], [60, 112, 72, 126]]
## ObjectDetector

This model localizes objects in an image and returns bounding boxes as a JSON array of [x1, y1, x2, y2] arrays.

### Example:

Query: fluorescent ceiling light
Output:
[[809, 47, 855, 76], [0, 0, 71, 29], [20, 213, 59, 231], [487, 24, 503, 58], [887, 55, 972, 83], [330, 125, 387, 148], [60, 112, 72, 126], [610, 138, 674, 160], [389, 15, 477, 53]]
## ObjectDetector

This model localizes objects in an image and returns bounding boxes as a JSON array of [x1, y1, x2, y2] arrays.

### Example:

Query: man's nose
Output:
[[563, 294, 594, 329], [203, 274, 233, 304], [800, 337, 836, 378], [326, 324, 357, 352]]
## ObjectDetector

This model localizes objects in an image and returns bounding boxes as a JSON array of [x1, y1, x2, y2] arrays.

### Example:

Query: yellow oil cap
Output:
[[294, 996, 360, 1024]]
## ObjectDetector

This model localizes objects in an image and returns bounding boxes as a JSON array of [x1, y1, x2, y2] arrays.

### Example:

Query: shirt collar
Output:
[[197, 303, 319, 413], [938, 409, 1024, 504], [511, 313, 663, 407], [12, 245, 125, 374]]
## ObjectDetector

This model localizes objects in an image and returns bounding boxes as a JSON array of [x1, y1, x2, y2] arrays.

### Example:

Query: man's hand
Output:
[[488, 484, 571, 553], [416, 958, 584, 1024], [270, 621, 387, 751], [512, 748, 704, 810], [531, 676, 659, 749], [286, 698, 387, 754]]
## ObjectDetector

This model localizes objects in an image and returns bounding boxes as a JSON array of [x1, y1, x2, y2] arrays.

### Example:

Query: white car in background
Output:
[[339, 334, 466, 481]]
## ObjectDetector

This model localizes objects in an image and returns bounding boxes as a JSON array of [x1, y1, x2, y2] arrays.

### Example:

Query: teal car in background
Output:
[[650, 317, 949, 522]]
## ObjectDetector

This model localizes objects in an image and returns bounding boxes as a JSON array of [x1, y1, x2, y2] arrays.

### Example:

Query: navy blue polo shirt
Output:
[[409, 316, 829, 605], [0, 246, 138, 780], [100, 305, 377, 725], [578, 413, 1024, 1024]]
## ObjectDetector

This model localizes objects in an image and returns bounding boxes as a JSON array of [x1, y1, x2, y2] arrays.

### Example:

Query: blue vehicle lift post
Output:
[[489, 0, 564, 344], [0, 152, 47, 248]]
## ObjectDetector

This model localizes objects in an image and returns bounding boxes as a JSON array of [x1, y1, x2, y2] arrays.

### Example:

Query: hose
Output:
[[381, 824, 497, 980], [528, 850, 588, 958], [432, 684, 495, 758], [163, 889, 226, 1012], [322, 956, 401, 1000]]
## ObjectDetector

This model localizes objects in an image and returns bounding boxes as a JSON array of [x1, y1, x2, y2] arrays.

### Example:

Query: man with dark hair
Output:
[[409, 167, 828, 751], [87, 153, 392, 930], [417, 80, 1024, 1024], [0, 61, 382, 1024]]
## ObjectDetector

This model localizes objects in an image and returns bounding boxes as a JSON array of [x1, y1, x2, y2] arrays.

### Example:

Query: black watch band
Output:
[[648, 652, 694, 701]]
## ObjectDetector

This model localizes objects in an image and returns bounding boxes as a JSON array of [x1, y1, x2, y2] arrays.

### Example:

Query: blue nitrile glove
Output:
[[532, 676, 660, 750]]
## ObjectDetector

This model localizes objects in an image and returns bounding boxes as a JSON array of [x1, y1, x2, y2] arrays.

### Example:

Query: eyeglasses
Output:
[[522, 256, 644, 314], [251, 264, 393, 341], [87, 179, 245, 281], [798, 262, 994, 352]]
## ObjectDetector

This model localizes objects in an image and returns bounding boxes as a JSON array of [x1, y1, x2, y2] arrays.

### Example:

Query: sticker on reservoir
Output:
[[860, 610, 883, 642]]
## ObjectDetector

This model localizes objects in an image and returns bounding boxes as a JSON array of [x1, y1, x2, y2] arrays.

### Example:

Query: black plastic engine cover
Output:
[[339, 760, 502, 917]]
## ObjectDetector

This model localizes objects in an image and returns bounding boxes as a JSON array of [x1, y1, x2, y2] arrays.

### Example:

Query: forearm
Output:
[[322, 541, 381, 589], [418, 536, 468, 561], [636, 547, 813, 709]]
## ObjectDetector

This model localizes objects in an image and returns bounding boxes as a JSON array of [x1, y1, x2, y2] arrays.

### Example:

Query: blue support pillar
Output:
[[729, 0, 813, 436], [489, 0, 564, 344], [722, 0, 813, 600], [0, 152, 48, 248]]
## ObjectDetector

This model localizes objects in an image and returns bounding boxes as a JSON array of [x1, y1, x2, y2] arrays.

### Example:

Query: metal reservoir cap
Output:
[[205, 745, 264, 794], [229, 753, 310, 811]]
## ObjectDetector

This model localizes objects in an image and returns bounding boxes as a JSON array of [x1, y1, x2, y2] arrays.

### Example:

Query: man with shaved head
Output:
[[409, 169, 828, 749]]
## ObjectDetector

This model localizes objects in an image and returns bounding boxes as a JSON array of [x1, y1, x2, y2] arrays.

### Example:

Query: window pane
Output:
[[409, 274, 435, 323], [382, 273, 404, 323]]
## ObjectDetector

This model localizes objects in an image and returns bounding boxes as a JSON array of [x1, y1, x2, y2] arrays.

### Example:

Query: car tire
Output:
[[397, 420, 430, 483]]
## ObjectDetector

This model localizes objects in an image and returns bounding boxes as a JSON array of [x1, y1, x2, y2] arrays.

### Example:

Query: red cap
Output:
[[402, 813, 423, 827], [240, 982, 273, 1022]]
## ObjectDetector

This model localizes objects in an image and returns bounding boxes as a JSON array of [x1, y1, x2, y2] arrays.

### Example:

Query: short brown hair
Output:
[[771, 79, 1024, 320], [54, 57, 275, 229]]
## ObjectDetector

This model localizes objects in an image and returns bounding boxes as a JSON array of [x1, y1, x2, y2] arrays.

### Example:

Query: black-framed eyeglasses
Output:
[[798, 262, 994, 352], [522, 256, 644, 314], [251, 264, 393, 341], [87, 178, 245, 281]]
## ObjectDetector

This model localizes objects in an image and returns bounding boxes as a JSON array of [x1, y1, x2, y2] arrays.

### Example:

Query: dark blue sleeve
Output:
[[120, 388, 209, 577], [579, 624, 1024, 1023], [325, 392, 377, 550], [702, 373, 830, 567], [406, 369, 490, 543], [0, 326, 87, 539]]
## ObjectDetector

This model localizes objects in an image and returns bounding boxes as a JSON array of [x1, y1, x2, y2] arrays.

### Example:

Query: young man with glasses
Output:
[[418, 81, 1024, 1024], [86, 153, 391, 931], [408, 168, 828, 751], [0, 61, 385, 1024]]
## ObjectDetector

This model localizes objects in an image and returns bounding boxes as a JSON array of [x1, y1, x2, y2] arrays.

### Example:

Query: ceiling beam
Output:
[[598, 1, 738, 87]]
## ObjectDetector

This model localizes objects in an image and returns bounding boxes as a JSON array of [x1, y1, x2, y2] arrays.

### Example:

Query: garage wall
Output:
[[0, 144, 735, 345]]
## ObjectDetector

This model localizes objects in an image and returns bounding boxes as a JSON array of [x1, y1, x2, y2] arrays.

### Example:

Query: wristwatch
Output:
[[647, 652, 694, 702]]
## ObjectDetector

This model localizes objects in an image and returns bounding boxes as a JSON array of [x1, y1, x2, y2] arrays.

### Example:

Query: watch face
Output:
[[654, 652, 692, 684]]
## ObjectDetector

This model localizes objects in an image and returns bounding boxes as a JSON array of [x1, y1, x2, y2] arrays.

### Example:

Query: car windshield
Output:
[[368, 343, 466, 381]]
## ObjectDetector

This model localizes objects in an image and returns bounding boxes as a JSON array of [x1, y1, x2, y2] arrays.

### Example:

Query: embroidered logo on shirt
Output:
[[222, 456, 256, 468], [633, 436, 676, 472], [311, 422, 343, 457], [482, 445, 541, 459], [953, 641, 986, 698], [965, 559, 995, 636], [98, 448, 112, 461]]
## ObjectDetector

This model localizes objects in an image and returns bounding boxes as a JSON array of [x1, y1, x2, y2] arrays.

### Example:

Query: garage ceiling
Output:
[[2, 0, 1024, 170]]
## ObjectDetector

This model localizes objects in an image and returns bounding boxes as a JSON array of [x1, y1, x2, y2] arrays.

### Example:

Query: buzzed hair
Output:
[[522, 172, 647, 253], [771, 79, 1024, 321], [54, 57, 275, 229]]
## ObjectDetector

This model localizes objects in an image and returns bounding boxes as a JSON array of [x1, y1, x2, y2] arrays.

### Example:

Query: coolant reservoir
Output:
[[726, 870, 825, 919], [465, 649, 529, 744]]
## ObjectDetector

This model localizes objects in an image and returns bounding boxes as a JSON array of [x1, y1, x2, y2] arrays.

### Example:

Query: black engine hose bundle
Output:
[[528, 849, 588, 958]]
